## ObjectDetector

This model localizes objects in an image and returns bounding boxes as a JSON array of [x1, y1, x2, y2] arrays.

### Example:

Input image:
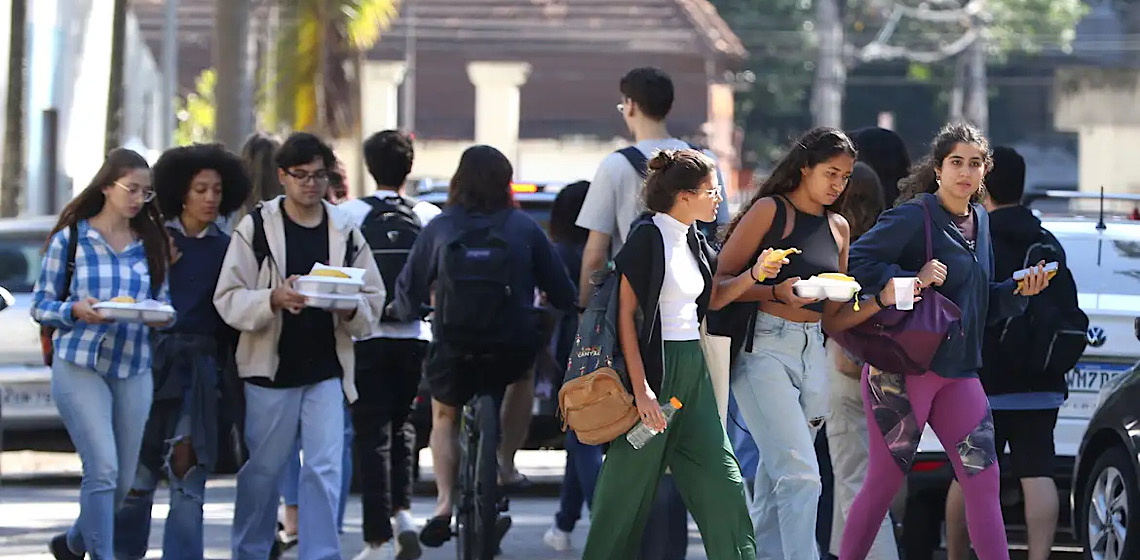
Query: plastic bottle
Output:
[[626, 397, 684, 450]]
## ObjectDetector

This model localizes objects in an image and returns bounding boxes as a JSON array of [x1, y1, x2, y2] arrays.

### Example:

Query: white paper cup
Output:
[[894, 277, 917, 311]]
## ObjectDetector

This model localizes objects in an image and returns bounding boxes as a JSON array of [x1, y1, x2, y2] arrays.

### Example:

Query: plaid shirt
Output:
[[31, 220, 170, 378]]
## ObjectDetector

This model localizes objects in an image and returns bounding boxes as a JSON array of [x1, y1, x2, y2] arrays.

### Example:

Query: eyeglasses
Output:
[[283, 168, 331, 185], [114, 181, 156, 203]]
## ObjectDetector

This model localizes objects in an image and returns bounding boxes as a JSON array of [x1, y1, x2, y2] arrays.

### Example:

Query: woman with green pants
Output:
[[583, 148, 772, 559]]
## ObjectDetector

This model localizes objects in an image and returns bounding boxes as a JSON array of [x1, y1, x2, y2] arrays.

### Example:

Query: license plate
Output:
[[1061, 362, 1134, 420], [0, 383, 53, 410]]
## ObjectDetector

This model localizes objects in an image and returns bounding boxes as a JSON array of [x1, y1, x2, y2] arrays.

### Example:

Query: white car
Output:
[[0, 216, 61, 439], [900, 215, 1140, 558]]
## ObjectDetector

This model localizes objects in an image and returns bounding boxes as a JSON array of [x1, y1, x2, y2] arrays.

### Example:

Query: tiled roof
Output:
[[370, 0, 746, 59]]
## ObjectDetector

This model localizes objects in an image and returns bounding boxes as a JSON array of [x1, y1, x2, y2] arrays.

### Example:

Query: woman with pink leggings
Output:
[[829, 124, 1054, 560]]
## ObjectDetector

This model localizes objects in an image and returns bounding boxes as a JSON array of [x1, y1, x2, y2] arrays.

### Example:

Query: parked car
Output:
[[1070, 320, 1140, 560], [898, 203, 1140, 558]]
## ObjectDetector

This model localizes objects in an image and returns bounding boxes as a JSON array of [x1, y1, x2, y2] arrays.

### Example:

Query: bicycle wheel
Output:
[[454, 404, 478, 560], [473, 393, 501, 560]]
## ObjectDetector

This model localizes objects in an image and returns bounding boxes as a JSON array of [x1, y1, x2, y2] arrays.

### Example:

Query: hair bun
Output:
[[648, 150, 675, 172]]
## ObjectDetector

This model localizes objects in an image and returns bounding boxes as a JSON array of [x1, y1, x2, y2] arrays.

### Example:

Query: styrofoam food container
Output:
[[94, 299, 176, 323], [793, 276, 862, 302], [298, 291, 360, 311], [295, 263, 365, 295]]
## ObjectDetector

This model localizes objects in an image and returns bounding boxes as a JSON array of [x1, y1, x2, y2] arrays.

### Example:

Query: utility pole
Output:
[[105, 0, 128, 153], [0, 0, 24, 217], [402, 0, 416, 133], [214, 0, 250, 150], [810, 0, 844, 128], [160, 0, 178, 149]]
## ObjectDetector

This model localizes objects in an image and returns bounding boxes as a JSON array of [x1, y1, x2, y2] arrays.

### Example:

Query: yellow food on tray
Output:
[[110, 296, 136, 303], [1016, 270, 1057, 293], [818, 272, 857, 283], [310, 269, 351, 279]]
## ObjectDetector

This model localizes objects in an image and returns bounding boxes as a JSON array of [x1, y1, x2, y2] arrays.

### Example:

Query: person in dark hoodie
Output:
[[943, 146, 1080, 560], [850, 127, 911, 207], [831, 124, 1054, 560]]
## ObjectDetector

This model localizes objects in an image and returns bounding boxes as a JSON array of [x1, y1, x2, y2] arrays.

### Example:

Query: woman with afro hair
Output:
[[115, 143, 251, 560]]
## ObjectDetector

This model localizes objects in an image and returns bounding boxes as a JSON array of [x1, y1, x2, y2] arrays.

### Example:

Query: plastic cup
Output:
[[894, 277, 917, 311]]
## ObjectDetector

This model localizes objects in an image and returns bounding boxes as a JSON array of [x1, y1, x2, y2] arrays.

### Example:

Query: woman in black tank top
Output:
[[710, 128, 887, 558]]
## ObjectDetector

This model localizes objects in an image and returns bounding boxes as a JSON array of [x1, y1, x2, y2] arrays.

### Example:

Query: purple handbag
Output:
[[827, 198, 963, 375]]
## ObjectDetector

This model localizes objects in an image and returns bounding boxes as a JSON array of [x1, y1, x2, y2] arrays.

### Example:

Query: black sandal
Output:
[[419, 515, 452, 547]]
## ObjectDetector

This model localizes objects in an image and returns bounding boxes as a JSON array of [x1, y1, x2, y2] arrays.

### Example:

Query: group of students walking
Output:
[[30, 63, 1074, 560]]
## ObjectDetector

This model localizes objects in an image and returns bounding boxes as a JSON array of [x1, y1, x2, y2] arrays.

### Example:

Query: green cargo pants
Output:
[[582, 340, 757, 560]]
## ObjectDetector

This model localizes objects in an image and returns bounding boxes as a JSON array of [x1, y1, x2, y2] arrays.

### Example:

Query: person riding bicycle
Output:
[[392, 145, 577, 551]]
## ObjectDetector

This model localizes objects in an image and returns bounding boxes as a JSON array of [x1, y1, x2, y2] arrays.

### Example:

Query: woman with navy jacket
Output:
[[832, 123, 1052, 560]]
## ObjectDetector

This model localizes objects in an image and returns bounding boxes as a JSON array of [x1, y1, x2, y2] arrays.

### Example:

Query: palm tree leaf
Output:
[[340, 0, 400, 50]]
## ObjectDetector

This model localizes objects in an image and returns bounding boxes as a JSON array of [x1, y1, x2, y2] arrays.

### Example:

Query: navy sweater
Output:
[[394, 207, 577, 349], [848, 194, 1028, 379], [168, 227, 230, 335]]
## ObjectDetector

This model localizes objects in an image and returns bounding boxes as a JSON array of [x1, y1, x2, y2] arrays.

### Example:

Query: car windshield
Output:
[[1057, 235, 1140, 295], [0, 234, 45, 293]]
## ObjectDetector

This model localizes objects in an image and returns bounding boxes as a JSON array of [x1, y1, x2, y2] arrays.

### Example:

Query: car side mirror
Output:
[[0, 286, 11, 313]]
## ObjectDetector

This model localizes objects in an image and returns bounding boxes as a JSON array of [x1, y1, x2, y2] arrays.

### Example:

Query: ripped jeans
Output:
[[116, 333, 219, 560], [730, 312, 829, 560], [839, 368, 1006, 560]]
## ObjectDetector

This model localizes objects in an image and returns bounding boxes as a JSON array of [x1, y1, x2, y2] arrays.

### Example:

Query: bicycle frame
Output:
[[454, 391, 507, 560]]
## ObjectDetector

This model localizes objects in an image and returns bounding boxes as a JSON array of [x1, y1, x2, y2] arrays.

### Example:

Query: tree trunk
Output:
[[811, 0, 845, 128], [948, 54, 966, 123], [964, 27, 988, 133], [214, 0, 251, 150], [105, 0, 128, 153], [1, 0, 24, 217]]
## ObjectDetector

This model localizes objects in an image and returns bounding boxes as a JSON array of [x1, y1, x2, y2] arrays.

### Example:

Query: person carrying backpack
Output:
[[336, 130, 440, 560], [391, 145, 577, 553], [944, 146, 1086, 560]]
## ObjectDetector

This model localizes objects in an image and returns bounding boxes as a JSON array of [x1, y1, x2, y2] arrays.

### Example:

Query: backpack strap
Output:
[[249, 203, 269, 270], [617, 147, 649, 179], [345, 228, 358, 267], [59, 223, 79, 301]]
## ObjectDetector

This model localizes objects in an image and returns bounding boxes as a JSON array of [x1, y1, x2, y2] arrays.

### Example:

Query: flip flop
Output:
[[419, 515, 452, 548], [499, 474, 534, 494]]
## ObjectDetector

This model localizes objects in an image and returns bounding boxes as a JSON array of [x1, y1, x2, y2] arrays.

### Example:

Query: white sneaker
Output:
[[393, 511, 422, 560], [352, 542, 395, 560], [543, 525, 572, 552]]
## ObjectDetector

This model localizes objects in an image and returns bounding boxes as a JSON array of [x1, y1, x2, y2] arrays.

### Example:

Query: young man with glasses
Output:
[[214, 132, 386, 560]]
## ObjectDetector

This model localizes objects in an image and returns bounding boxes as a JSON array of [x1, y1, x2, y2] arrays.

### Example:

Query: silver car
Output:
[[0, 216, 61, 436]]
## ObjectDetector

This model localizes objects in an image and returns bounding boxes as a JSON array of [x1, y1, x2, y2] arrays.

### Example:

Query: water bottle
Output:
[[626, 397, 684, 450]]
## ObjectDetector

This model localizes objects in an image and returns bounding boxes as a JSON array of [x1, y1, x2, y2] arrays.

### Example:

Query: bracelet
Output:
[[874, 292, 888, 309], [770, 284, 786, 304], [749, 266, 761, 283]]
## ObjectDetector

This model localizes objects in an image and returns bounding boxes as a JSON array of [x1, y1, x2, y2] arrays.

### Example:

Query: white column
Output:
[[466, 61, 531, 172], [362, 60, 406, 137]]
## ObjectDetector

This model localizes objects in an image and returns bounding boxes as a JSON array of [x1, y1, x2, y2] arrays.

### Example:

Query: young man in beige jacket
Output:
[[213, 133, 385, 560]]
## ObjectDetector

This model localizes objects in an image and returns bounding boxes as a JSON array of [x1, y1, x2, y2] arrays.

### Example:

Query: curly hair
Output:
[[153, 143, 252, 219], [642, 149, 716, 213], [722, 127, 857, 241], [897, 123, 992, 205]]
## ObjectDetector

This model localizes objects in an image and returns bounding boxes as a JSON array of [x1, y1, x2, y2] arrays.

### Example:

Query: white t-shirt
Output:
[[652, 213, 702, 341], [339, 191, 442, 341], [576, 138, 728, 255]]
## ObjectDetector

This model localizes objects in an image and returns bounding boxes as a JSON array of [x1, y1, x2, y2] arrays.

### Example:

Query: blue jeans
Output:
[[52, 359, 153, 559], [554, 430, 603, 532], [232, 378, 344, 560], [278, 401, 353, 532]]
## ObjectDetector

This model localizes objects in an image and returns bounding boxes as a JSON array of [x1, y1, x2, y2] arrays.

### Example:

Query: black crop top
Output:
[[759, 196, 841, 312]]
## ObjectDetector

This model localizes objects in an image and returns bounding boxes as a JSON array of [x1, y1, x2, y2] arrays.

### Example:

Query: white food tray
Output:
[[793, 276, 862, 301], [93, 299, 176, 323], [294, 263, 365, 295], [298, 291, 360, 311]]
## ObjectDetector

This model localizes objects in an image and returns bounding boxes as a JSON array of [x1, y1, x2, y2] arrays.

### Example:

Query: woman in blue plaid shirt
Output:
[[31, 148, 172, 560]]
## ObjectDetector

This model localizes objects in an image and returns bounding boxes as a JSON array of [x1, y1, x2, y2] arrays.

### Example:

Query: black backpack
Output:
[[434, 211, 515, 348], [994, 229, 1088, 377], [359, 195, 422, 318]]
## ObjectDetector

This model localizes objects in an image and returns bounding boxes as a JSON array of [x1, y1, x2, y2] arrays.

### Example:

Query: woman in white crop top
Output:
[[581, 149, 780, 560]]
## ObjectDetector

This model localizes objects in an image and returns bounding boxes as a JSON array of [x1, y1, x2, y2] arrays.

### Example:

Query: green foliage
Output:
[[987, 0, 1087, 58], [175, 69, 216, 146]]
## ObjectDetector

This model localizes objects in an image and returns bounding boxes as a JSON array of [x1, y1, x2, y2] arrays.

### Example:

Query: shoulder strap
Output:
[[918, 197, 935, 262], [250, 204, 269, 268], [617, 147, 649, 179], [345, 229, 358, 267], [59, 223, 79, 302]]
